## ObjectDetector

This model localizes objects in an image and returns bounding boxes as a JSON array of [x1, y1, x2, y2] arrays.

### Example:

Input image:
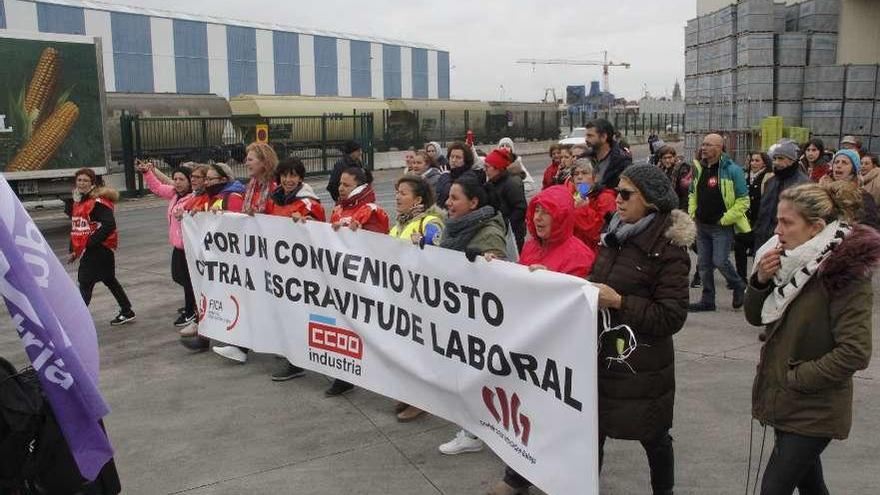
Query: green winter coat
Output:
[[467, 212, 509, 259], [688, 154, 751, 234], [744, 225, 877, 439]]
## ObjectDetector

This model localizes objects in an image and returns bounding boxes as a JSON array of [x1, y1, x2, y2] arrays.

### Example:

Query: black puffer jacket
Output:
[[485, 170, 527, 251], [435, 166, 487, 209], [589, 209, 695, 441], [326, 155, 362, 202]]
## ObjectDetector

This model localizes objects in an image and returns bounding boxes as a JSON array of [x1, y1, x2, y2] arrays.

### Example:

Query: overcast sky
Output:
[[129, 0, 695, 102]]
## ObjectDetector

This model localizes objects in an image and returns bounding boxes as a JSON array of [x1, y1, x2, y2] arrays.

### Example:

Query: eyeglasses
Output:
[[191, 174, 205, 179], [615, 188, 638, 201]]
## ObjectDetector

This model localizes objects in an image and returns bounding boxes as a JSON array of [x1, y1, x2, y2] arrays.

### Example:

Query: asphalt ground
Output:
[[3, 141, 879, 494]]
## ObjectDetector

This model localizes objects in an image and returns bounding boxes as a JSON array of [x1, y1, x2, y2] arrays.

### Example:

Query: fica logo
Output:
[[198, 293, 240, 331], [482, 386, 532, 446]]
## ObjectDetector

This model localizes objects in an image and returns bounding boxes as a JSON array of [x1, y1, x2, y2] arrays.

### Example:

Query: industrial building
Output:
[[685, 0, 880, 160], [0, 0, 451, 100]]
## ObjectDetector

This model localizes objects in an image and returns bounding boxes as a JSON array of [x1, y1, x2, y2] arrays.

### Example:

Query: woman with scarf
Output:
[[589, 165, 695, 495], [212, 143, 278, 364], [553, 144, 577, 186], [67, 168, 135, 326], [437, 176, 512, 457], [323, 166, 390, 397], [753, 141, 810, 254], [746, 181, 876, 494], [386, 174, 445, 421], [436, 142, 485, 209], [264, 157, 326, 381], [138, 161, 196, 327], [266, 157, 325, 222], [425, 141, 448, 171], [179, 162, 247, 352]]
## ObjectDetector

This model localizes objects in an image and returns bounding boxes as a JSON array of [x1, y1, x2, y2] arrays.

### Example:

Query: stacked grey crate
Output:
[[734, 0, 786, 130], [776, 33, 808, 126]]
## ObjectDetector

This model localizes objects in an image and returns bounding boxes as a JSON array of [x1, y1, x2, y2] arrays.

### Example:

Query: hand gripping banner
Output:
[[183, 213, 598, 495]]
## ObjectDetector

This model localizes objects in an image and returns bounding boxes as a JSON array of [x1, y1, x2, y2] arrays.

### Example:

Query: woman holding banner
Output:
[[213, 143, 278, 364], [388, 174, 445, 421], [67, 168, 135, 326], [324, 166, 390, 397], [487, 184, 596, 494], [437, 176, 511, 456], [588, 165, 694, 495], [266, 157, 326, 381]]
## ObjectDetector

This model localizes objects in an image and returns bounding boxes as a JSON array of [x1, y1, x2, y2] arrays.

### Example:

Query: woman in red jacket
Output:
[[570, 159, 618, 253], [487, 185, 595, 494], [266, 158, 326, 222], [330, 167, 389, 233], [67, 168, 134, 326], [520, 185, 596, 276], [266, 157, 326, 381], [325, 166, 390, 397]]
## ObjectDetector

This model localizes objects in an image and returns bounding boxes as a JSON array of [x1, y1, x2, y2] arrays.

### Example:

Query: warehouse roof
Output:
[[34, 0, 447, 51]]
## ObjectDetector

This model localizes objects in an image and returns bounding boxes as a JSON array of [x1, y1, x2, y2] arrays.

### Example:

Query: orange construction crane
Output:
[[516, 51, 631, 94]]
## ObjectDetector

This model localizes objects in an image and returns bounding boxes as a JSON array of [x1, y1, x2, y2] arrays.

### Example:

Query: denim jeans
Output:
[[761, 430, 830, 495], [696, 222, 745, 305]]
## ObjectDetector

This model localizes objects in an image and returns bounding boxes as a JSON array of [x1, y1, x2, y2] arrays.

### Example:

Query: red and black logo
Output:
[[482, 386, 531, 446], [198, 293, 240, 331]]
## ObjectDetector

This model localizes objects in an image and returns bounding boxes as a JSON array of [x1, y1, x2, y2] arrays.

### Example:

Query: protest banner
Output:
[[182, 212, 598, 495], [0, 175, 113, 480]]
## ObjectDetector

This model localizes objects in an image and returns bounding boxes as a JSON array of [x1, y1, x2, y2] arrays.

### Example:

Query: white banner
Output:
[[182, 213, 599, 495]]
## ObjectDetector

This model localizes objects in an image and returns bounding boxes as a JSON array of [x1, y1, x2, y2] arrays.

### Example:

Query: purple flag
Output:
[[0, 175, 112, 480]]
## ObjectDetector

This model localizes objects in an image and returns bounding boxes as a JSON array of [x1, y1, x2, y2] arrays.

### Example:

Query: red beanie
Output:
[[484, 148, 513, 170]]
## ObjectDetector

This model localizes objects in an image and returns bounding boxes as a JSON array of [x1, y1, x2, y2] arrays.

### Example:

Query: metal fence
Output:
[[119, 113, 374, 193], [564, 111, 685, 137], [379, 109, 562, 150]]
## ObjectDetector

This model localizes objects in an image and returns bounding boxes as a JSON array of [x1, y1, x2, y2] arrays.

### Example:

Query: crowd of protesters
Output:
[[61, 119, 878, 495]]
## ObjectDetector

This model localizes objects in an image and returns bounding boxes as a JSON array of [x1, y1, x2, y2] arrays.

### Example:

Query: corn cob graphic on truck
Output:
[[1, 32, 108, 199]]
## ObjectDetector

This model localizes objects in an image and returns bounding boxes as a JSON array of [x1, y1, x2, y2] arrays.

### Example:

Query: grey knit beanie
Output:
[[621, 165, 679, 213]]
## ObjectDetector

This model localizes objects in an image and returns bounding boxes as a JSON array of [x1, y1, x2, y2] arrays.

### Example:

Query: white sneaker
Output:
[[439, 429, 483, 455], [179, 321, 198, 337], [212, 345, 248, 363]]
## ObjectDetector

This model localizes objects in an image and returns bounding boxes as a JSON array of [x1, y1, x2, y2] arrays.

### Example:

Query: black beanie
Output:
[[621, 165, 679, 213]]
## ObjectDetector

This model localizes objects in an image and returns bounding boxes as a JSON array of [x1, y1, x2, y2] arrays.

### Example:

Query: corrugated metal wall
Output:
[[273, 31, 300, 95], [350, 40, 371, 97], [383, 44, 401, 98], [111, 12, 154, 92], [0, 1, 6, 30], [437, 51, 450, 99], [37, 2, 85, 35], [227, 25, 257, 96], [411, 48, 428, 98], [173, 19, 210, 94], [314, 35, 338, 96]]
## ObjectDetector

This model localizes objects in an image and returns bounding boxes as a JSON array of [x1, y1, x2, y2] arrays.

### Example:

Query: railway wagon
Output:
[[229, 95, 388, 145], [105, 92, 232, 159]]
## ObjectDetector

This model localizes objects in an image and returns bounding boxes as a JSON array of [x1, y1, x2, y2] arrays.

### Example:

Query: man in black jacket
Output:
[[586, 119, 632, 192], [484, 147, 527, 252], [326, 141, 364, 202]]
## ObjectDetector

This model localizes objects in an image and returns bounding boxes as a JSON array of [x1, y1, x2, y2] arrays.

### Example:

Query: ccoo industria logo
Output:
[[307, 314, 363, 376], [198, 293, 240, 331], [482, 386, 532, 446]]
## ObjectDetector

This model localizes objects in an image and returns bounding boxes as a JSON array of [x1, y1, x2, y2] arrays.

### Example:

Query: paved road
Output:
[[3, 143, 878, 494]]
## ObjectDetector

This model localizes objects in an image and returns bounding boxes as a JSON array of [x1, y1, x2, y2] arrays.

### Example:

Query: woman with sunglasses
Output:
[[589, 165, 695, 495], [179, 162, 245, 352]]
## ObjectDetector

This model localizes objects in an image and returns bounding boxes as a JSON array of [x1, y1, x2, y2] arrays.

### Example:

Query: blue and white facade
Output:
[[0, 0, 452, 99]]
